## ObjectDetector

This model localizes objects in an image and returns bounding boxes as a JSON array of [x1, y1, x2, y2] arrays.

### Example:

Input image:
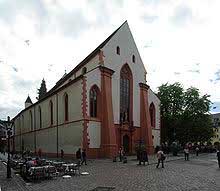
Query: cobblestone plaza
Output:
[[0, 153, 220, 191]]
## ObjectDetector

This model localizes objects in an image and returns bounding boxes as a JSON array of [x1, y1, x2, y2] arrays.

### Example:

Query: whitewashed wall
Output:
[[87, 121, 101, 148], [85, 68, 101, 117], [102, 22, 146, 127], [148, 89, 161, 147], [152, 129, 160, 147]]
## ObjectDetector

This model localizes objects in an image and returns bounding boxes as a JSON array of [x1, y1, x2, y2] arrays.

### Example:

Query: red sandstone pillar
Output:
[[99, 66, 117, 158], [139, 83, 154, 154]]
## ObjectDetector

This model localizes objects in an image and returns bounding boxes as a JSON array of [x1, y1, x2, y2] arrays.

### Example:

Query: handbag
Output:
[[161, 154, 166, 160]]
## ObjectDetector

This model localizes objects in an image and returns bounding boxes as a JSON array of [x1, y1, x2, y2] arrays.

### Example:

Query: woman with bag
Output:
[[156, 147, 165, 168]]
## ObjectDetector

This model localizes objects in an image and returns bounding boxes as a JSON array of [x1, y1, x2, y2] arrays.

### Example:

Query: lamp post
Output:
[[6, 116, 13, 179]]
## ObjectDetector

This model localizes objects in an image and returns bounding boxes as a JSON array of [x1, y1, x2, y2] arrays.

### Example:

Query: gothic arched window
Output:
[[49, 101, 53, 125], [64, 93, 69, 121], [90, 86, 100, 118], [38, 106, 42, 129], [30, 110, 33, 131], [149, 103, 155, 128], [120, 64, 132, 123]]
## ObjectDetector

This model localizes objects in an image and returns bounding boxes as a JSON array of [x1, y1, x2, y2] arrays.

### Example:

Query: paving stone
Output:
[[0, 153, 220, 191]]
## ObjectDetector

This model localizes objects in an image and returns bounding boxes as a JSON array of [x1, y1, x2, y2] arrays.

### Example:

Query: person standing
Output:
[[142, 150, 149, 165], [119, 147, 123, 162], [81, 149, 87, 165], [61, 149, 64, 159], [38, 148, 42, 158], [184, 146, 189, 161], [76, 148, 82, 164], [217, 148, 220, 168], [195, 146, 199, 156], [156, 147, 165, 168]]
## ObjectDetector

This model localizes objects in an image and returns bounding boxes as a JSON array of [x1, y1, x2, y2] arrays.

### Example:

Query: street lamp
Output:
[[5, 116, 13, 179]]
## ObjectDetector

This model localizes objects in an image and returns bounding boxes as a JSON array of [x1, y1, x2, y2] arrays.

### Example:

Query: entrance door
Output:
[[123, 135, 129, 153]]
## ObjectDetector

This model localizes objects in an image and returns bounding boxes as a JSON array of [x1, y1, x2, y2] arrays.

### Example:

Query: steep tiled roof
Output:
[[48, 21, 127, 94]]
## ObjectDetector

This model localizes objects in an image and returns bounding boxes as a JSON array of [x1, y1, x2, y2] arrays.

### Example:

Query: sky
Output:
[[0, 0, 220, 120]]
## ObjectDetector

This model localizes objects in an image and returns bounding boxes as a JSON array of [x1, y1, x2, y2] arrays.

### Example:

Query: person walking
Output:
[[184, 146, 189, 161], [217, 148, 220, 168], [142, 150, 149, 165], [119, 147, 123, 162], [81, 149, 87, 165], [76, 148, 82, 165], [195, 146, 199, 156], [156, 147, 165, 168]]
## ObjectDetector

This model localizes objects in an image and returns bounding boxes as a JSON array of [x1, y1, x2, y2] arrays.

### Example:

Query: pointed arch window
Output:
[[49, 101, 53, 125], [38, 106, 42, 129], [82, 67, 87, 75], [149, 103, 156, 128], [90, 86, 100, 118], [22, 115, 24, 129], [120, 64, 132, 123], [64, 93, 69, 121], [30, 110, 33, 131]]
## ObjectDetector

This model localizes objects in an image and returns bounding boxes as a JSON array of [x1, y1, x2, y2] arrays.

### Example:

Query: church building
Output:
[[12, 21, 160, 158]]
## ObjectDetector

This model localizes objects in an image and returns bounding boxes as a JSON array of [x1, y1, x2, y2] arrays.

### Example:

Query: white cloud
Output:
[[1, 0, 220, 119]]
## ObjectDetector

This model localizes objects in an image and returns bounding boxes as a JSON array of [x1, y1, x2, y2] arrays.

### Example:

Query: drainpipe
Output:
[[56, 94, 59, 158]]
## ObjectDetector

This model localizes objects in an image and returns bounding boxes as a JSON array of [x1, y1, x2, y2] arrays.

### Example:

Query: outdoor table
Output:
[[62, 163, 79, 175], [28, 166, 45, 180], [52, 161, 65, 173], [43, 165, 56, 178]]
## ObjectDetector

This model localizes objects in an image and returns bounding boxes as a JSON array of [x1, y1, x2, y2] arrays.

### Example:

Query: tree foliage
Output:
[[158, 83, 213, 145], [37, 79, 47, 100]]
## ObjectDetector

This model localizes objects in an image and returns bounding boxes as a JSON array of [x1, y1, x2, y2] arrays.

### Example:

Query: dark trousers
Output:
[[196, 151, 198, 156], [185, 153, 189, 161], [156, 159, 164, 168], [119, 154, 122, 162], [218, 159, 220, 168], [81, 157, 87, 165]]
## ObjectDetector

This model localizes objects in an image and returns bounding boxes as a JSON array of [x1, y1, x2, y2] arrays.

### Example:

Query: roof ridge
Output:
[[47, 21, 127, 94]]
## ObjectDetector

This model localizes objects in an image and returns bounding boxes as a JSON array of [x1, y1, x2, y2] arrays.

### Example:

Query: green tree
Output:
[[158, 83, 213, 145], [37, 79, 47, 100], [158, 83, 184, 144]]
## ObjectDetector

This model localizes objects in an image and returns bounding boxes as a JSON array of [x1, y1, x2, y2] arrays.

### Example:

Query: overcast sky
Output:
[[0, 0, 220, 120]]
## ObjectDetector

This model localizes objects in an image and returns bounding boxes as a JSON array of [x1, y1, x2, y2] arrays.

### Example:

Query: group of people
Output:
[[76, 148, 87, 165], [59, 148, 87, 165], [55, 145, 220, 169]]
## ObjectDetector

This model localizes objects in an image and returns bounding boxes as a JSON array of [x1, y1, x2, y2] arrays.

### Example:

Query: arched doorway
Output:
[[123, 135, 130, 153]]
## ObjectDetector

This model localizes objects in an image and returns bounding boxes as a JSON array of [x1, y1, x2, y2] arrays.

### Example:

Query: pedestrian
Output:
[[38, 148, 42, 158], [61, 149, 64, 159], [184, 146, 189, 161], [81, 149, 87, 165], [76, 148, 81, 165], [195, 146, 199, 156], [156, 147, 165, 168], [119, 147, 123, 162], [142, 150, 149, 165], [138, 149, 142, 165], [217, 148, 220, 168]]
